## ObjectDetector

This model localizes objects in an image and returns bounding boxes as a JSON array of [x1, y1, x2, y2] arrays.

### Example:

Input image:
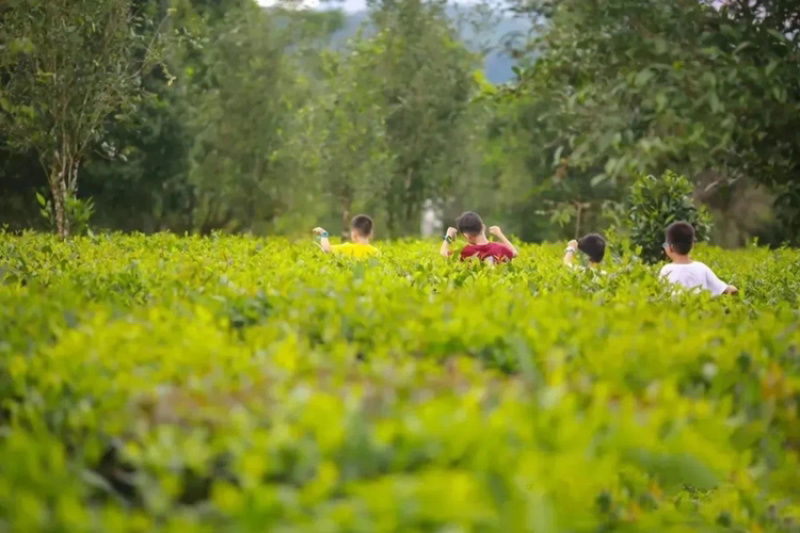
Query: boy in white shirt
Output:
[[659, 221, 738, 296]]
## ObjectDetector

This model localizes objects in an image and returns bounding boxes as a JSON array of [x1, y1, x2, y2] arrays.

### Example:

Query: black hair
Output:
[[456, 211, 484, 235], [666, 221, 694, 255], [351, 214, 373, 237], [578, 233, 606, 263]]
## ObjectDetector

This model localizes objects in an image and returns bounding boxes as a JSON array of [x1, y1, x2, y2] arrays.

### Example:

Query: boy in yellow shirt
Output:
[[312, 214, 379, 259]]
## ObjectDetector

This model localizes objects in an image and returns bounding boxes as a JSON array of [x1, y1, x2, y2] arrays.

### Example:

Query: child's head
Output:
[[350, 214, 373, 242], [456, 211, 485, 243], [664, 221, 694, 259], [578, 233, 606, 264]]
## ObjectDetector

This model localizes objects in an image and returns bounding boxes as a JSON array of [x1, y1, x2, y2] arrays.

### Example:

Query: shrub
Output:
[[36, 192, 95, 237], [627, 170, 713, 264]]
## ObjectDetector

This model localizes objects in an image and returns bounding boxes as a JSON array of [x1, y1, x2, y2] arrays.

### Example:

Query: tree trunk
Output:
[[340, 194, 351, 241], [48, 160, 70, 240], [48, 149, 80, 240], [50, 176, 68, 239]]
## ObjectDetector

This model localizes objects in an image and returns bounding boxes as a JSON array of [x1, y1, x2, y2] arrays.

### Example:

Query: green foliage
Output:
[[35, 191, 52, 228], [290, 0, 482, 238], [35, 192, 95, 236], [0, 233, 799, 530], [187, 5, 304, 234], [627, 171, 713, 264], [65, 197, 96, 237], [360, 0, 480, 235], [504, 0, 800, 244], [0, 0, 165, 238], [296, 48, 393, 238], [2, 0, 799, 246]]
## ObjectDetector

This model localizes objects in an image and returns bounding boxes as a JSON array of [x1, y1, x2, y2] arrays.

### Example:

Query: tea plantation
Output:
[[1, 233, 799, 532]]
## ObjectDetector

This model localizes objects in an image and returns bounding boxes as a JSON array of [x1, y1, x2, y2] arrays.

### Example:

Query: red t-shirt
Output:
[[460, 243, 514, 263]]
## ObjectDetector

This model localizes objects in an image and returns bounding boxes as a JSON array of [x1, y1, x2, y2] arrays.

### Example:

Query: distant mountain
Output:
[[329, 8, 532, 83]]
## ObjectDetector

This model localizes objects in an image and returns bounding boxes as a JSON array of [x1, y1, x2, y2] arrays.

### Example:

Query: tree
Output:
[[360, 0, 479, 235], [472, 76, 622, 242], [503, 0, 800, 243], [0, 0, 164, 238], [185, 5, 346, 235], [186, 5, 299, 234], [300, 48, 393, 239]]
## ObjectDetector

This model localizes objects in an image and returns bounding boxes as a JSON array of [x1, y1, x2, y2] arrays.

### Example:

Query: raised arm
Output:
[[440, 227, 457, 258], [312, 227, 332, 253], [488, 226, 518, 258], [563, 239, 578, 266]]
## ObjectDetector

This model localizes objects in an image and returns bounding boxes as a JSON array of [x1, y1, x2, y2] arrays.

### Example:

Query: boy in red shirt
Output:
[[439, 211, 518, 263]]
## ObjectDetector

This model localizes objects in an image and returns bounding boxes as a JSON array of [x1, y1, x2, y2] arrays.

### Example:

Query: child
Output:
[[440, 211, 518, 263], [660, 221, 738, 296], [313, 214, 379, 259], [563, 233, 606, 269]]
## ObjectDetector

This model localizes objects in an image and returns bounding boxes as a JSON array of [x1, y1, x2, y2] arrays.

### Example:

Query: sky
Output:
[[256, 0, 487, 13], [257, 0, 366, 12]]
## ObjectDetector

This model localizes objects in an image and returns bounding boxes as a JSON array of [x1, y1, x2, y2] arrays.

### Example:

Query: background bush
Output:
[[627, 170, 714, 264]]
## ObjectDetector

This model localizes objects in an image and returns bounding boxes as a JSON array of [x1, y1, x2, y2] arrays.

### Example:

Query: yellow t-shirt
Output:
[[330, 243, 379, 259]]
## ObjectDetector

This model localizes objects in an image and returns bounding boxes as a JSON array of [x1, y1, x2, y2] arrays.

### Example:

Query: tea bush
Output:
[[626, 171, 714, 264], [0, 233, 799, 532]]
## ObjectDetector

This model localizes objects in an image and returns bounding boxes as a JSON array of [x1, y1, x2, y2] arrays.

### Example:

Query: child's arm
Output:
[[563, 239, 578, 266], [488, 226, 518, 257], [705, 265, 738, 296], [312, 227, 332, 253], [440, 227, 457, 258], [723, 284, 739, 295]]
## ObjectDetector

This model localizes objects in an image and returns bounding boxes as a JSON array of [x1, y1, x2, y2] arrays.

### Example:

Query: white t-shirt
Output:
[[659, 261, 728, 296]]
